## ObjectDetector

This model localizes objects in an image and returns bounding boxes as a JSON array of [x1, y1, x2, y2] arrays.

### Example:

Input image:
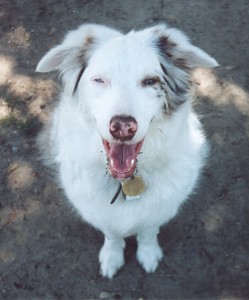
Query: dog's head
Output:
[[37, 23, 218, 179]]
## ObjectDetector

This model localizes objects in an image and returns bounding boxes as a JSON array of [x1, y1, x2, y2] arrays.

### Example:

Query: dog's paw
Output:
[[136, 243, 163, 273], [99, 244, 124, 278]]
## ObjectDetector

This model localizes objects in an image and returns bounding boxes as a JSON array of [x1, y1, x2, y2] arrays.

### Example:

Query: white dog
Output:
[[36, 23, 218, 278]]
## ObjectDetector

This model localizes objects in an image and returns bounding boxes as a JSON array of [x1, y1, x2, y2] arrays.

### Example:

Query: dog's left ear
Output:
[[149, 24, 219, 69]]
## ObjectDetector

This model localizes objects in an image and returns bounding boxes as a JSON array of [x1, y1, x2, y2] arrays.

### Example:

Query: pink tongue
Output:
[[109, 143, 136, 173]]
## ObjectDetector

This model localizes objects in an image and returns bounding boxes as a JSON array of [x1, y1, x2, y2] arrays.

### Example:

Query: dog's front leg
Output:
[[99, 234, 125, 278], [136, 227, 163, 273]]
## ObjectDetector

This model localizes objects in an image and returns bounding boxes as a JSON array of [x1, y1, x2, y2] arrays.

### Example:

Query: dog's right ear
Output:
[[36, 24, 121, 73]]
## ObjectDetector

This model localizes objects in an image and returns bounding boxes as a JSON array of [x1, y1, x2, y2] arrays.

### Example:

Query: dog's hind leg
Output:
[[136, 227, 163, 273], [99, 235, 125, 278]]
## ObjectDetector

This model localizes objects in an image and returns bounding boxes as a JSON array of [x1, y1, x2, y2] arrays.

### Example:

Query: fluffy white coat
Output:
[[36, 23, 218, 278]]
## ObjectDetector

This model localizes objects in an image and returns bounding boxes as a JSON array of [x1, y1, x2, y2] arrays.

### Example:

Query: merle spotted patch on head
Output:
[[152, 34, 193, 114], [157, 63, 191, 114]]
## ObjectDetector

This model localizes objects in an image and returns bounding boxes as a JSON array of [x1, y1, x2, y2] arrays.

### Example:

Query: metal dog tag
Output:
[[122, 176, 146, 198]]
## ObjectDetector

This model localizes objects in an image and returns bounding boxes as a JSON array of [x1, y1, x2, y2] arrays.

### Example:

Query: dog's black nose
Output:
[[109, 115, 137, 141]]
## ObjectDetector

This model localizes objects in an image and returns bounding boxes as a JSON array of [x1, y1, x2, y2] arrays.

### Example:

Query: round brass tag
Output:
[[122, 176, 146, 197]]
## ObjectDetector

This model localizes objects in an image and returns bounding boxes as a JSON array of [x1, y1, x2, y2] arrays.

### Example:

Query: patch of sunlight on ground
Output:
[[0, 54, 57, 123], [8, 161, 35, 190], [193, 68, 249, 115], [0, 55, 15, 85], [7, 25, 30, 49]]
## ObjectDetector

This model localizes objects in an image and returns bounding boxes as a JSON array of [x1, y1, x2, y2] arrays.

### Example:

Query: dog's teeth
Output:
[[131, 159, 135, 166], [110, 159, 114, 167]]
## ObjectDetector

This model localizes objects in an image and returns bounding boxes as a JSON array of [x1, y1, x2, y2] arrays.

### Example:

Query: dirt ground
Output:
[[0, 0, 249, 299]]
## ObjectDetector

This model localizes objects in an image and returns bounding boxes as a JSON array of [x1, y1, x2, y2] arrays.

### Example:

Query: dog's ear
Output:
[[36, 24, 121, 73], [36, 46, 79, 73], [150, 24, 219, 69]]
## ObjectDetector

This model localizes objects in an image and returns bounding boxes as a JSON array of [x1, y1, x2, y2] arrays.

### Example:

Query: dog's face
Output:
[[80, 34, 171, 179], [37, 24, 218, 179]]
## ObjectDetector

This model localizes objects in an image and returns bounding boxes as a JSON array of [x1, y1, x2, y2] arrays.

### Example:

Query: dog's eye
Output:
[[141, 77, 160, 87], [93, 78, 105, 84]]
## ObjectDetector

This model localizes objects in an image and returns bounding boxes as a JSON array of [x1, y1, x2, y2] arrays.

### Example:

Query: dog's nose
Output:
[[109, 115, 137, 141]]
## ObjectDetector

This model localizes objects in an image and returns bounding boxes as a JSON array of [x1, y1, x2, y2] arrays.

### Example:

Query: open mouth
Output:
[[102, 139, 144, 180]]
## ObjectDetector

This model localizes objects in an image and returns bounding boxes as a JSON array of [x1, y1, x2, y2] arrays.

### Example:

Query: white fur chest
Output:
[[58, 141, 204, 237]]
